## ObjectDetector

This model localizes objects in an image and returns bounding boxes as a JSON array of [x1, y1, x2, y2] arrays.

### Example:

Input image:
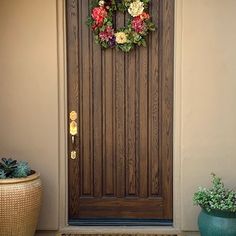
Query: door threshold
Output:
[[69, 218, 173, 226], [59, 225, 180, 235]]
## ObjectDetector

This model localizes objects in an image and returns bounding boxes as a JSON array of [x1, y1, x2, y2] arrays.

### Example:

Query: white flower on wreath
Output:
[[99, 0, 105, 6], [115, 32, 127, 44], [128, 0, 144, 17]]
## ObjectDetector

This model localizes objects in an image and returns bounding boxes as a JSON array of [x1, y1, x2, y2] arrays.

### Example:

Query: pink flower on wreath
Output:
[[91, 7, 107, 25], [139, 12, 150, 21], [131, 16, 146, 33], [99, 26, 114, 42]]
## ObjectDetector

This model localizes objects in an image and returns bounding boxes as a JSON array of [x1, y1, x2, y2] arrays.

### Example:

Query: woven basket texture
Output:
[[0, 173, 42, 236]]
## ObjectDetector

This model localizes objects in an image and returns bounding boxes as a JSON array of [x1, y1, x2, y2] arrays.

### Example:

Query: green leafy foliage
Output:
[[0, 158, 31, 179], [193, 173, 236, 212]]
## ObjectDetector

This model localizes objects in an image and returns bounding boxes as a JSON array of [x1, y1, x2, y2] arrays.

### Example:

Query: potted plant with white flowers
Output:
[[0, 158, 42, 236], [193, 173, 236, 236]]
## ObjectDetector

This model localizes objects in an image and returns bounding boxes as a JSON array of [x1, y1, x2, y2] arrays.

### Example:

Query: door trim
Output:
[[57, 0, 183, 231]]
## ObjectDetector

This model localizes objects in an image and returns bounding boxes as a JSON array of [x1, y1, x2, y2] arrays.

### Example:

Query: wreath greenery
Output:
[[87, 0, 156, 52]]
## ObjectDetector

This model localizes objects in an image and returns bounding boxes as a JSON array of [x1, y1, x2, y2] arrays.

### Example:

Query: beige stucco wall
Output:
[[181, 0, 236, 231], [0, 0, 236, 234], [0, 0, 59, 230]]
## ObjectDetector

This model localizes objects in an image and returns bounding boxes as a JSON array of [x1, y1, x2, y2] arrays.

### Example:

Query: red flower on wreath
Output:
[[131, 17, 146, 33], [91, 7, 107, 25]]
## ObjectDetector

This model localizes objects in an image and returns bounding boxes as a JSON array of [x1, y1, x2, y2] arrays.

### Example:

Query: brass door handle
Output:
[[69, 111, 78, 160]]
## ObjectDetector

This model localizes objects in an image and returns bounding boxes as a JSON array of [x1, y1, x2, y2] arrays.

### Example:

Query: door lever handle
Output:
[[71, 135, 75, 145], [69, 111, 78, 160]]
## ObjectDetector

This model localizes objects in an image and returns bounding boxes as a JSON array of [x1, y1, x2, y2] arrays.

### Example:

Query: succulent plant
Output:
[[0, 169, 6, 179], [0, 158, 32, 179], [13, 161, 31, 178], [0, 158, 17, 178]]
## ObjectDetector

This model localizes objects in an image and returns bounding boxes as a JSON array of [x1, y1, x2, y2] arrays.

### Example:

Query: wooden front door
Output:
[[67, 0, 174, 225]]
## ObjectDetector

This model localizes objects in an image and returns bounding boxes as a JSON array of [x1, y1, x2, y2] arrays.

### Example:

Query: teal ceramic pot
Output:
[[198, 208, 236, 236]]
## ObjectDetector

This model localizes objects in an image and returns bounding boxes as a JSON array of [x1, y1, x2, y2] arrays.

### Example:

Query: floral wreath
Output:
[[87, 0, 156, 52]]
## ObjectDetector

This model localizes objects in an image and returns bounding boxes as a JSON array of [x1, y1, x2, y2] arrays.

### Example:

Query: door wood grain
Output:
[[67, 0, 174, 223]]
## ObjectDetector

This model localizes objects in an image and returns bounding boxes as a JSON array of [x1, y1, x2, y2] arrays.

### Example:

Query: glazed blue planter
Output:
[[198, 208, 236, 236]]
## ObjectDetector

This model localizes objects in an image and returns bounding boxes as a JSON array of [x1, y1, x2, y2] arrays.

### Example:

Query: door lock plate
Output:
[[71, 150, 77, 160]]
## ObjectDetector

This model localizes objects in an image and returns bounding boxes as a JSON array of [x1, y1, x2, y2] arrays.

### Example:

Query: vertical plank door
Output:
[[67, 0, 174, 225]]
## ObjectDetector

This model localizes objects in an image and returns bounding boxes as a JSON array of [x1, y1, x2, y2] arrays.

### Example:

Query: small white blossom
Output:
[[99, 0, 105, 6], [128, 0, 144, 17]]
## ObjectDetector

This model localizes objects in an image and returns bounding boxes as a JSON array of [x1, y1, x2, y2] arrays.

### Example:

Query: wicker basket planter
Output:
[[0, 172, 42, 236]]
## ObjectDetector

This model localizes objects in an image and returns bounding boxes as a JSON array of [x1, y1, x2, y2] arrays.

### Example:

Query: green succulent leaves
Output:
[[0, 169, 6, 179], [0, 158, 31, 179]]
